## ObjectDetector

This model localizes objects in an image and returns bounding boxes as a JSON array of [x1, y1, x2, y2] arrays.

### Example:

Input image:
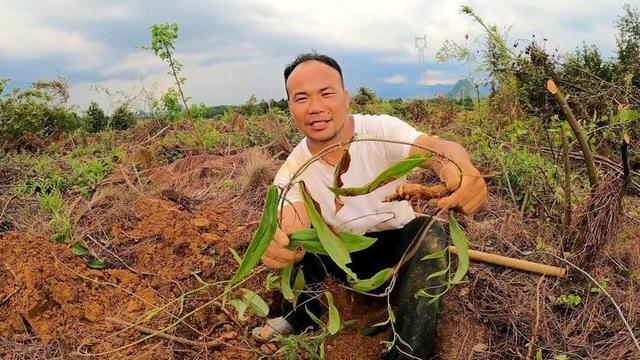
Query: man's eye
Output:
[[322, 92, 335, 97], [295, 97, 308, 103]]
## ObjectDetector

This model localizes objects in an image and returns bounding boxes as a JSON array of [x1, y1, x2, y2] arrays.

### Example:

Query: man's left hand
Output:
[[434, 160, 487, 215]]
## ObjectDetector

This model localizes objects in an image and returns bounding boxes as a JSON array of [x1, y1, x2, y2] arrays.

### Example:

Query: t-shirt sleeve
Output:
[[373, 115, 425, 162]]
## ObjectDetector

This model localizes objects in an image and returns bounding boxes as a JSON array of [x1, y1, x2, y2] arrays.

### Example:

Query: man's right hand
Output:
[[261, 227, 304, 269]]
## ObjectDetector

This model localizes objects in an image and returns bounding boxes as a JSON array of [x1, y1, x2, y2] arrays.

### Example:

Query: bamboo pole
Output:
[[547, 79, 598, 188], [449, 245, 566, 277]]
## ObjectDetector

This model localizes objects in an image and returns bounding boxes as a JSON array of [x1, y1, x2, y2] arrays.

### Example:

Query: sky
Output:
[[0, 0, 636, 112]]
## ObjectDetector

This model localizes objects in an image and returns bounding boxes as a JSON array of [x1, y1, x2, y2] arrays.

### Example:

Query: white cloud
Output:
[[418, 70, 458, 86], [4, 0, 632, 106], [0, 3, 107, 67], [69, 54, 290, 111], [383, 75, 407, 84], [102, 51, 165, 77]]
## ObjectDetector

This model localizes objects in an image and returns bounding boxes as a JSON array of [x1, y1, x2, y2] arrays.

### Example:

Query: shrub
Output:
[[86, 101, 108, 133], [109, 103, 136, 130], [0, 78, 79, 145]]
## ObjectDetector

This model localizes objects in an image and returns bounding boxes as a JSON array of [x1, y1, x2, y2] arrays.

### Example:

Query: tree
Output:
[[616, 4, 640, 87], [109, 103, 135, 130], [351, 87, 378, 108], [146, 23, 191, 118], [85, 101, 107, 133]]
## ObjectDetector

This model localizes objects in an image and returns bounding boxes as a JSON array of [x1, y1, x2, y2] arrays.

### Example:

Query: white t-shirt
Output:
[[274, 114, 425, 235]]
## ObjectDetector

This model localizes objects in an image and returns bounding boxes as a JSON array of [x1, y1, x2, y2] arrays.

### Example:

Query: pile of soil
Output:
[[0, 150, 397, 359]]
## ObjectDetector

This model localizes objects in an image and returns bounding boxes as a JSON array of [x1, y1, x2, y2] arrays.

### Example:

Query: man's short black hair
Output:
[[283, 53, 344, 95]]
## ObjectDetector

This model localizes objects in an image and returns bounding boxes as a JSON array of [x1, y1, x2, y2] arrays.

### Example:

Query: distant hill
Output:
[[447, 79, 480, 99]]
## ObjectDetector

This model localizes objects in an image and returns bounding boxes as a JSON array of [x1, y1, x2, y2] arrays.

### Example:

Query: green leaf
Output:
[[305, 305, 326, 330], [227, 185, 279, 287], [71, 242, 88, 256], [425, 267, 450, 283], [240, 288, 269, 317], [293, 268, 305, 296], [325, 292, 340, 335], [300, 183, 356, 280], [448, 213, 470, 284], [228, 299, 248, 321], [350, 267, 393, 292], [388, 308, 396, 324], [339, 232, 378, 253], [228, 247, 242, 265], [280, 263, 295, 301], [266, 273, 280, 291], [289, 229, 377, 255], [87, 259, 106, 269], [142, 307, 161, 322], [536, 349, 543, 360], [50, 233, 66, 243], [421, 247, 446, 261], [328, 153, 430, 196]]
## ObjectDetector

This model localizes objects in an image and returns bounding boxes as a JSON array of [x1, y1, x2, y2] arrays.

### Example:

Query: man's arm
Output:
[[408, 134, 487, 214], [260, 201, 310, 269]]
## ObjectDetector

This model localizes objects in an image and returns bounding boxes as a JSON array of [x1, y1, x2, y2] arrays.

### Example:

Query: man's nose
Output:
[[307, 96, 325, 113]]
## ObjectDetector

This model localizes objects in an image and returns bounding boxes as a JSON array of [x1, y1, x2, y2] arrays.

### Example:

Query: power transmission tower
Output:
[[414, 35, 427, 98]]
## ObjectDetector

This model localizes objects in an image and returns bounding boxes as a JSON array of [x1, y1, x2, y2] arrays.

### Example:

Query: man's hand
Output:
[[409, 135, 487, 215], [435, 161, 487, 215], [261, 227, 304, 269]]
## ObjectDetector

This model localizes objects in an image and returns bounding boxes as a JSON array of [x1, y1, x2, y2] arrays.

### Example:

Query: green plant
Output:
[[37, 189, 72, 243], [590, 277, 609, 293], [221, 179, 235, 189], [0, 78, 79, 145], [109, 103, 136, 130], [145, 22, 190, 117], [228, 288, 269, 321], [557, 293, 582, 307], [154, 88, 183, 120], [69, 157, 114, 197], [190, 102, 208, 119], [86, 101, 108, 133]]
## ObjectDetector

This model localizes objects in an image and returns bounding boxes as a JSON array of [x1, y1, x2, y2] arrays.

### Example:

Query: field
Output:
[[2, 6, 640, 359]]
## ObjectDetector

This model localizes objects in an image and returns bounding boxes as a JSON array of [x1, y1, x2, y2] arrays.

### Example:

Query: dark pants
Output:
[[282, 216, 449, 360]]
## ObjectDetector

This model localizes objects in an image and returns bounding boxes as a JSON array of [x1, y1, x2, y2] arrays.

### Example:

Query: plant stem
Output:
[[165, 44, 191, 119], [560, 126, 572, 230], [547, 79, 598, 188]]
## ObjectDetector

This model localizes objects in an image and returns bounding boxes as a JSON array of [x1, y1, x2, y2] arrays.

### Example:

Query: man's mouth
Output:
[[309, 119, 330, 131]]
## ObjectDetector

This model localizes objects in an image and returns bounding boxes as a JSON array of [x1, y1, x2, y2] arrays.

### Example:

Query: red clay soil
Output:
[[0, 152, 418, 359]]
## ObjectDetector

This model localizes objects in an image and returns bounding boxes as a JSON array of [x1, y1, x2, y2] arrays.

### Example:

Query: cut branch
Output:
[[547, 79, 598, 188], [449, 246, 566, 277]]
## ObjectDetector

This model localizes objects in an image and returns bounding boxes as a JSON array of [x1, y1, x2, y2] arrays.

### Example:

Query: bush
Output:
[[86, 101, 108, 133], [0, 78, 79, 145], [109, 103, 136, 130]]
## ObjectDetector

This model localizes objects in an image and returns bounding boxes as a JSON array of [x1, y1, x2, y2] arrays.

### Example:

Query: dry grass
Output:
[[436, 193, 640, 360]]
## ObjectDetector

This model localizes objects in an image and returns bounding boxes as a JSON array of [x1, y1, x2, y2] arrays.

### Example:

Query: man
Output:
[[253, 53, 487, 359]]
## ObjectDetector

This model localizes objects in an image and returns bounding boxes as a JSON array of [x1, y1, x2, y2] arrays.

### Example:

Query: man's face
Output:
[[286, 60, 350, 145]]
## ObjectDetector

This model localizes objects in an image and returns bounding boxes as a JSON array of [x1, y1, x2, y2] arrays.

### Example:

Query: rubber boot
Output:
[[388, 219, 448, 360]]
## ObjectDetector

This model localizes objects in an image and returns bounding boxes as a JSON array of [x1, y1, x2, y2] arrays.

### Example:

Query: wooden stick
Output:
[[547, 79, 598, 188], [449, 246, 566, 277]]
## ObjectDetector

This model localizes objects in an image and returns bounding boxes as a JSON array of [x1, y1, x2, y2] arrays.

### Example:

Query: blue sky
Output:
[[0, 0, 634, 112]]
